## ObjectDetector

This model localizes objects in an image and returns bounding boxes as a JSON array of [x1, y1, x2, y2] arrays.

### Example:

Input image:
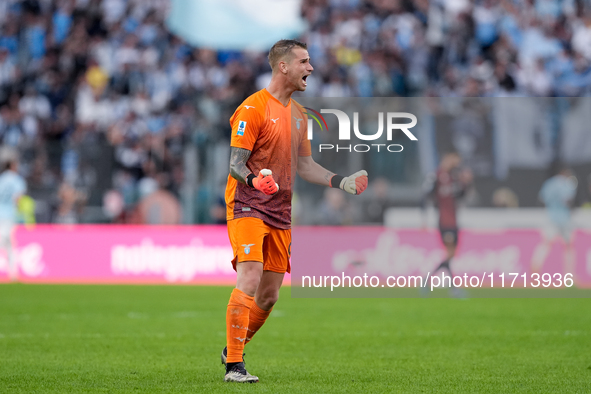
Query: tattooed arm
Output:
[[229, 147, 252, 184], [296, 155, 335, 187]]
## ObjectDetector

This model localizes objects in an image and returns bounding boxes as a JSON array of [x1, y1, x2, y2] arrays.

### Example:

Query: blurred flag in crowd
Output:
[[166, 0, 306, 50]]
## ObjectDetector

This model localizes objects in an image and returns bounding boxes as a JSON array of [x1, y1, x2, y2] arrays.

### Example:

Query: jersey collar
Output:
[[263, 88, 291, 108]]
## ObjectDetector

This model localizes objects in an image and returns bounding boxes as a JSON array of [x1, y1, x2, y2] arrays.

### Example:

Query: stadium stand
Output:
[[0, 0, 590, 223]]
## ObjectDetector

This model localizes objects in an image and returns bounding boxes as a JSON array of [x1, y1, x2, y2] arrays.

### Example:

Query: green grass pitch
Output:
[[1, 284, 590, 393]]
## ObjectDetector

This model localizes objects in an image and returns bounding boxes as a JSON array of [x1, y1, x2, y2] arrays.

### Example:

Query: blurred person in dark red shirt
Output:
[[422, 152, 473, 282]]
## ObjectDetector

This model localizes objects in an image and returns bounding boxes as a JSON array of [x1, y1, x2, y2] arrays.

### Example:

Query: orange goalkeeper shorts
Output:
[[227, 217, 291, 274]]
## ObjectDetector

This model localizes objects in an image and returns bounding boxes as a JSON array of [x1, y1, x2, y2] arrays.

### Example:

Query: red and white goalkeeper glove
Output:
[[248, 169, 279, 195], [330, 170, 368, 195]]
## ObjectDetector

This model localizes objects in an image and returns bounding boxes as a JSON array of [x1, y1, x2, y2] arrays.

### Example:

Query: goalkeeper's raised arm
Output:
[[297, 155, 368, 195]]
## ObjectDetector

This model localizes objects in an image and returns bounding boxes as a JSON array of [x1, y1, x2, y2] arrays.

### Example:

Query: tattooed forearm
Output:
[[229, 147, 252, 184]]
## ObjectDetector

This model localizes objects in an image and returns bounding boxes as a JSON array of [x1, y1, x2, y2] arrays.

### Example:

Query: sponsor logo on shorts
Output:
[[242, 244, 255, 255], [237, 121, 247, 136]]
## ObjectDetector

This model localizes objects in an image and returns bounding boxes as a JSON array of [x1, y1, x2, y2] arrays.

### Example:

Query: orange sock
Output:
[[244, 302, 272, 344], [226, 288, 254, 363]]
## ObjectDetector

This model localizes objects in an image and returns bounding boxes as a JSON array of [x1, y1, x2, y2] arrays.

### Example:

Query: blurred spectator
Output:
[[0, 48, 16, 88], [132, 173, 181, 225], [364, 177, 395, 223], [492, 187, 519, 208], [19, 85, 51, 120], [314, 188, 354, 225], [53, 181, 87, 224], [102, 188, 124, 222], [209, 196, 226, 225]]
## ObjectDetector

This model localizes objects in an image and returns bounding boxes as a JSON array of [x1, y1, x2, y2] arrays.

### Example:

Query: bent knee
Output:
[[257, 291, 279, 310], [236, 263, 263, 296]]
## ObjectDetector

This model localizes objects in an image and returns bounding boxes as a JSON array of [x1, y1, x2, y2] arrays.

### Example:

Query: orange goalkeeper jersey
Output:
[[225, 88, 311, 229]]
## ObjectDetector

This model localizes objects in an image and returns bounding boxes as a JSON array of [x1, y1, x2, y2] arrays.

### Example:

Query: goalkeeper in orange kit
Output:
[[222, 39, 369, 383]]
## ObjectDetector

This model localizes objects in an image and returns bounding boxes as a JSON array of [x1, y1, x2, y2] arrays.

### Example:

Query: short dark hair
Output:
[[268, 39, 307, 71]]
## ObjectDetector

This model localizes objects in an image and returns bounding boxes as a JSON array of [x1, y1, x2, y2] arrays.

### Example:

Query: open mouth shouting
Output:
[[302, 74, 310, 87]]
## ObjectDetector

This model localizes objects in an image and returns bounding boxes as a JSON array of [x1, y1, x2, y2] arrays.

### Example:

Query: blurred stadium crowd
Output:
[[0, 0, 590, 224], [301, 0, 591, 97]]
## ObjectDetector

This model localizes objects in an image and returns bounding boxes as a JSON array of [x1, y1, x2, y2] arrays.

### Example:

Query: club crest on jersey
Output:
[[237, 121, 247, 136], [293, 117, 303, 129], [242, 244, 255, 255]]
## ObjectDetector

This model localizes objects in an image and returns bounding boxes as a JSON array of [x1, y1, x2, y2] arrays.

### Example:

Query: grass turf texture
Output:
[[1, 285, 590, 393]]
